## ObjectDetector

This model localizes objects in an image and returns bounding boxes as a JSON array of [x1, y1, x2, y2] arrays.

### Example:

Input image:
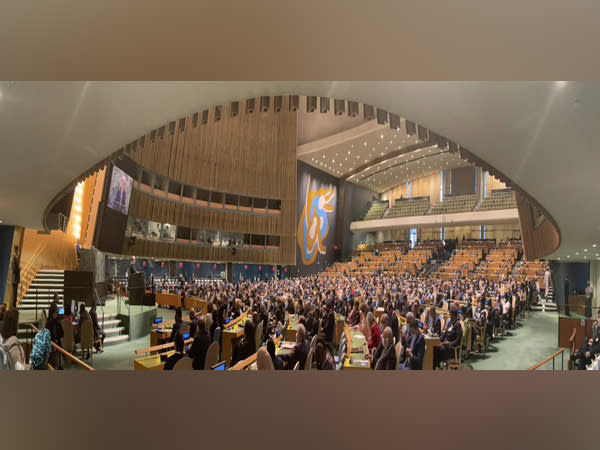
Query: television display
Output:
[[107, 165, 133, 215]]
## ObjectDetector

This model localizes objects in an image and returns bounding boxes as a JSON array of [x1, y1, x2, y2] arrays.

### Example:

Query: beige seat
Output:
[[292, 361, 300, 370], [395, 342, 403, 366], [61, 319, 75, 354], [174, 356, 194, 370], [304, 348, 313, 370], [204, 341, 220, 370], [256, 347, 274, 370], [79, 320, 95, 362], [310, 335, 318, 350], [255, 324, 263, 349]]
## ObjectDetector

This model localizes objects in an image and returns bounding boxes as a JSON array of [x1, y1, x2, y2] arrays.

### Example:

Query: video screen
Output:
[[107, 166, 133, 215]]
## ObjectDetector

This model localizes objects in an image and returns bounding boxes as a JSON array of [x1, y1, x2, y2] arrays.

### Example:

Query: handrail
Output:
[[135, 338, 194, 355], [26, 323, 94, 370], [528, 348, 567, 371]]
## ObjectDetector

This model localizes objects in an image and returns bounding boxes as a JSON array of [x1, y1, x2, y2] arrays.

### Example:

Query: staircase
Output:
[[20, 269, 64, 311], [95, 311, 129, 346]]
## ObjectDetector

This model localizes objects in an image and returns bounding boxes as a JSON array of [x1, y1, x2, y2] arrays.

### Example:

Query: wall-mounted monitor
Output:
[[107, 165, 133, 215]]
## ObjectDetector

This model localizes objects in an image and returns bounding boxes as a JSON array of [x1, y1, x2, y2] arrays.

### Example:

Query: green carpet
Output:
[[468, 311, 561, 370]]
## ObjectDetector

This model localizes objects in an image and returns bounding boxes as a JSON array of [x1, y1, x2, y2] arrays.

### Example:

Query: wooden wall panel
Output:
[[126, 97, 297, 265], [516, 192, 560, 260]]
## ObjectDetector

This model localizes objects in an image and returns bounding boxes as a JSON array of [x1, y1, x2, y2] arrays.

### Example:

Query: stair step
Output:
[[104, 335, 129, 345], [28, 283, 64, 288], [37, 269, 65, 273], [104, 326, 125, 336], [101, 319, 121, 328]]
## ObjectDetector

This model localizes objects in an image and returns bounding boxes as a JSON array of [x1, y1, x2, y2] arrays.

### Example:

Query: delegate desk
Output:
[[229, 337, 292, 370], [286, 314, 298, 342], [134, 351, 174, 370], [155, 292, 182, 308], [186, 296, 208, 314], [335, 314, 345, 346], [396, 312, 440, 370], [221, 311, 249, 367], [343, 325, 370, 370]]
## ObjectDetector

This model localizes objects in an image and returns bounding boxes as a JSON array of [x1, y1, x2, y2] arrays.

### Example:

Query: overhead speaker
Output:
[[320, 97, 330, 114], [150, 130, 156, 142], [334, 99, 345, 116], [274, 96, 282, 112], [201, 110, 209, 125], [168, 121, 176, 135], [376, 109, 388, 125], [214, 105, 222, 121], [289, 95, 299, 111], [389, 113, 401, 131], [231, 101, 239, 117], [158, 126, 165, 139], [192, 112, 199, 127], [260, 96, 270, 112], [347, 101, 359, 117], [307, 96, 317, 113], [364, 104, 374, 120], [246, 98, 255, 114], [139, 135, 146, 148], [405, 120, 416, 136], [178, 118, 186, 133], [417, 125, 428, 141]]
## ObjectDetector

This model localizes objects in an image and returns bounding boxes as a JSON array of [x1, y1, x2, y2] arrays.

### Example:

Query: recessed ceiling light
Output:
[[364, 142, 367, 146], [593, 244, 597, 248], [584, 249, 588, 252], [380, 134, 384, 139], [576, 252, 579, 255]]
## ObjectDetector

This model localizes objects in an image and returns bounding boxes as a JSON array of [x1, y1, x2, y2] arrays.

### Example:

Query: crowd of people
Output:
[[160, 256, 543, 370]]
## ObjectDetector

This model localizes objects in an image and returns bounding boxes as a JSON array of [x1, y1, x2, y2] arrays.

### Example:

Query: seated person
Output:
[[267, 338, 284, 370], [366, 312, 381, 353], [1, 309, 28, 369], [280, 324, 310, 369], [425, 306, 441, 336], [187, 319, 211, 369], [164, 332, 186, 370], [578, 310, 600, 369], [398, 320, 425, 370], [314, 339, 335, 370], [370, 327, 396, 370], [231, 320, 256, 365], [433, 305, 463, 369], [188, 310, 198, 339]]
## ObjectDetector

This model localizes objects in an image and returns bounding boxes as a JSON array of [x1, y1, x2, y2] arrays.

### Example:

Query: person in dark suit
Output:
[[564, 274, 570, 316], [280, 324, 310, 369], [371, 327, 396, 370], [113, 175, 129, 213], [164, 332, 185, 370], [433, 305, 463, 369], [90, 301, 106, 353], [231, 320, 256, 365], [267, 338, 284, 370], [11, 246, 20, 308], [322, 303, 336, 349], [187, 319, 211, 369], [188, 310, 198, 339], [399, 320, 426, 370], [170, 307, 183, 342]]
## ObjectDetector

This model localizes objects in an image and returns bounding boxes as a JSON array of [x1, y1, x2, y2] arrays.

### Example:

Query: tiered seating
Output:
[[435, 248, 482, 280], [428, 194, 478, 215], [479, 189, 516, 211], [362, 201, 389, 220], [513, 260, 549, 289], [415, 241, 444, 258], [473, 240, 522, 282], [386, 197, 430, 218]]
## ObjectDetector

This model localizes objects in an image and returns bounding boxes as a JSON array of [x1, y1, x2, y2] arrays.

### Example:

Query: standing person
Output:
[[1, 309, 28, 369], [11, 246, 20, 309], [90, 301, 106, 353], [564, 274, 570, 316], [30, 328, 52, 370], [585, 282, 594, 319], [45, 303, 64, 369], [543, 267, 551, 301]]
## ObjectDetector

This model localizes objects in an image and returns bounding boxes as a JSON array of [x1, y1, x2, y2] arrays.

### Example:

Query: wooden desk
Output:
[[423, 335, 441, 370], [286, 314, 298, 342], [335, 315, 345, 346], [222, 311, 249, 367], [186, 297, 208, 314], [568, 295, 588, 317], [134, 351, 174, 370], [343, 325, 370, 370], [150, 329, 172, 347], [155, 292, 181, 308]]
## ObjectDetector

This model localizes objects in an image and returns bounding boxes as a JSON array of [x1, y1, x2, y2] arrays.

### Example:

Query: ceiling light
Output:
[[576, 252, 579, 255], [593, 244, 597, 248], [584, 249, 588, 252], [364, 142, 367, 146], [380, 134, 384, 139]]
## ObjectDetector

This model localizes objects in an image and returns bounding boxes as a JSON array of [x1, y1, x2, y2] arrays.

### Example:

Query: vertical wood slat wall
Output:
[[127, 97, 297, 265], [515, 192, 560, 260]]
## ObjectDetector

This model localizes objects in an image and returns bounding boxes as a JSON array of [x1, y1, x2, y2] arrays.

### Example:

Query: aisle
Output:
[[469, 311, 561, 370]]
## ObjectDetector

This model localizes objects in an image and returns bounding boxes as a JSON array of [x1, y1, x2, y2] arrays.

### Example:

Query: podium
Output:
[[128, 272, 146, 306]]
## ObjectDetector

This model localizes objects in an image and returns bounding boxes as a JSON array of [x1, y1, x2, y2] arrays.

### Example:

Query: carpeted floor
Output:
[[468, 311, 561, 370], [73, 309, 562, 371]]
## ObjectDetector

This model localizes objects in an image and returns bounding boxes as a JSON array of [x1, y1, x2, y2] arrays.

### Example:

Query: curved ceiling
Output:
[[0, 81, 597, 261]]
